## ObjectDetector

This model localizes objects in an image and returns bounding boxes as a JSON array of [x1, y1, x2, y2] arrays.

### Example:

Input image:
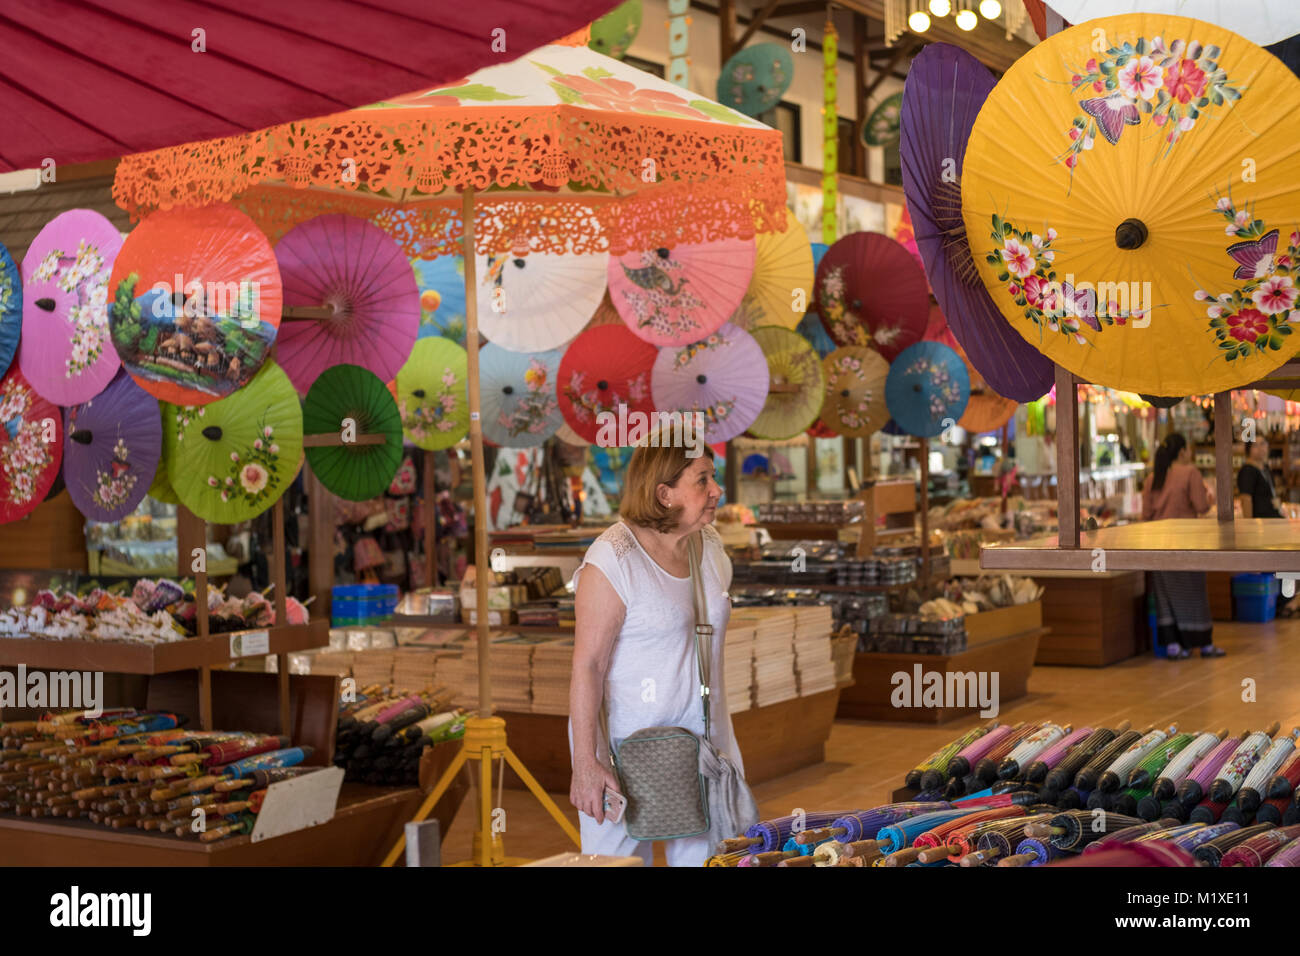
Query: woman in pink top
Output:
[[1141, 432, 1224, 659]]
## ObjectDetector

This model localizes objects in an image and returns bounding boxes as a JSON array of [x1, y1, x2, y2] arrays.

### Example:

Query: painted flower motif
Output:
[[547, 70, 709, 121], [1252, 276, 1297, 315], [1226, 308, 1269, 343], [1117, 56, 1164, 100], [240, 463, 269, 494], [1002, 238, 1035, 279]]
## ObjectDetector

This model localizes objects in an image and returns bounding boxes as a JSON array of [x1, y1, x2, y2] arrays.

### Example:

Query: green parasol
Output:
[[747, 325, 826, 440], [147, 402, 179, 505], [863, 91, 903, 147], [394, 337, 469, 451], [302, 364, 402, 502], [588, 0, 642, 60], [162, 360, 303, 523]]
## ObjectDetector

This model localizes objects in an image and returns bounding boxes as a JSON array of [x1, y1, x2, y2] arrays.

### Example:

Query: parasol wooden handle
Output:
[[959, 848, 1001, 867], [752, 850, 797, 866], [918, 844, 961, 864], [1262, 722, 1282, 738], [778, 855, 818, 867], [795, 826, 843, 845], [213, 778, 254, 793], [169, 753, 208, 767], [884, 847, 926, 867], [998, 853, 1036, 867], [1114, 720, 1132, 734]]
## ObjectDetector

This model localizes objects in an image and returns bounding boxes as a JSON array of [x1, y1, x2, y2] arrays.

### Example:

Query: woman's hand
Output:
[[570, 756, 622, 824]]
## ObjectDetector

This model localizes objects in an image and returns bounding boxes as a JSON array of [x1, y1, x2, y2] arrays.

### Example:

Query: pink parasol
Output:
[[19, 209, 123, 405], [274, 215, 419, 395], [608, 238, 756, 346], [651, 323, 769, 444]]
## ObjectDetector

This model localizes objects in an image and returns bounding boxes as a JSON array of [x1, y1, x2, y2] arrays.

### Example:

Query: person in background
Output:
[[1237, 438, 1296, 616], [1238, 438, 1282, 518], [1142, 432, 1225, 658]]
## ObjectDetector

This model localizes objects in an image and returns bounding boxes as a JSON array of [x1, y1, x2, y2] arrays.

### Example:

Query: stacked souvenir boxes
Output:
[[734, 607, 798, 707]]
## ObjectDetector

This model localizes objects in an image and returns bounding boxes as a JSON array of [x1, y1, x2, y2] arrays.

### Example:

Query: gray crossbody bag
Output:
[[605, 533, 713, 841]]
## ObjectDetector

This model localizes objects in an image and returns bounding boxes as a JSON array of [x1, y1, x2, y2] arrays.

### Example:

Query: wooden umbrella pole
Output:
[[424, 449, 438, 588], [272, 497, 290, 735], [462, 189, 492, 718]]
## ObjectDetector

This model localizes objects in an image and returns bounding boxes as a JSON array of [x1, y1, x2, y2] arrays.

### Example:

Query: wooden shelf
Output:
[[0, 620, 329, 674], [980, 518, 1300, 572], [731, 581, 915, 594]]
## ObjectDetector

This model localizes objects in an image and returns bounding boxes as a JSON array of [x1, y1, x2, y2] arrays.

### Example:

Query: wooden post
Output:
[[805, 438, 816, 497], [719, 0, 736, 66], [462, 190, 493, 718], [272, 497, 290, 735], [920, 437, 930, 586], [304, 464, 333, 627], [1055, 365, 1080, 548], [725, 441, 739, 504], [424, 449, 438, 588], [177, 507, 212, 730], [1214, 391, 1234, 522]]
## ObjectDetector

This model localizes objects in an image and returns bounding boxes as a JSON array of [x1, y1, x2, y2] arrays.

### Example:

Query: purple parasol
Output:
[[19, 209, 123, 405], [900, 43, 1054, 402], [274, 214, 419, 396], [651, 323, 769, 444], [62, 370, 160, 523]]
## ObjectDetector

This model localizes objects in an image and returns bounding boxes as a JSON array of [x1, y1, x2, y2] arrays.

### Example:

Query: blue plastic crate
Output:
[[1231, 573, 1279, 597], [1236, 592, 1277, 623]]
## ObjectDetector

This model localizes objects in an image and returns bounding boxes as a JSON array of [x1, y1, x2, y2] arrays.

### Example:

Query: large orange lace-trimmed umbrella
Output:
[[113, 31, 785, 854]]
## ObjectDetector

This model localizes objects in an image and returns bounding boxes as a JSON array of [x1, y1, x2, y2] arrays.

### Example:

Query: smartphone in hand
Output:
[[602, 786, 627, 824]]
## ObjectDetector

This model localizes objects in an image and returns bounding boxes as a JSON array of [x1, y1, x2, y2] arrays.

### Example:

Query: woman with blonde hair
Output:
[[568, 433, 750, 865]]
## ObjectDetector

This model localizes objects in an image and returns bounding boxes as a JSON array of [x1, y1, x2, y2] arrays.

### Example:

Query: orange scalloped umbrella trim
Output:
[[113, 43, 787, 259]]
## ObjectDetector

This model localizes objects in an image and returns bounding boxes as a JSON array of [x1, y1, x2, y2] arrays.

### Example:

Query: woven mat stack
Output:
[[391, 647, 442, 693], [792, 605, 836, 697], [307, 650, 355, 678], [530, 638, 575, 715], [453, 634, 537, 712], [723, 620, 755, 714], [735, 608, 798, 707], [351, 649, 396, 689]]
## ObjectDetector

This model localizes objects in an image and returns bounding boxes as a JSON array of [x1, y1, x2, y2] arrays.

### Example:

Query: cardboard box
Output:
[[964, 600, 1043, 647]]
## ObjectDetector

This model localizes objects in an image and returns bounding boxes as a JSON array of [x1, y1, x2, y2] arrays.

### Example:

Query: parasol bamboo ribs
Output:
[[1043, 724, 1128, 792]]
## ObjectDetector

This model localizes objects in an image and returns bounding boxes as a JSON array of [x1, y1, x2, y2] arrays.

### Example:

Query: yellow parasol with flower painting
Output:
[[961, 14, 1300, 397]]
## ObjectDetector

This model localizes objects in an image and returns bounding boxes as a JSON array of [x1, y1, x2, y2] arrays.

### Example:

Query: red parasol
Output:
[[557, 324, 657, 443], [0, 365, 63, 523], [814, 233, 929, 361]]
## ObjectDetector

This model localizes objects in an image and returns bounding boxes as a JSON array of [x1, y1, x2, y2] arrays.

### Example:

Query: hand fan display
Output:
[[821, 347, 890, 438], [412, 254, 466, 343], [0, 365, 63, 523], [478, 251, 608, 352], [717, 42, 794, 117], [109, 204, 281, 406], [609, 239, 755, 347], [275, 214, 419, 395], [814, 232, 929, 360], [480, 344, 563, 448], [161, 360, 302, 523], [303, 364, 403, 502], [393, 337, 469, 451], [588, 0, 642, 59], [747, 326, 826, 440], [901, 42, 1055, 402], [885, 341, 971, 438], [20, 209, 123, 405], [730, 209, 815, 331], [651, 323, 770, 444], [961, 14, 1300, 395], [862, 91, 903, 147], [63, 370, 160, 523], [0, 241, 21, 379], [557, 324, 657, 444]]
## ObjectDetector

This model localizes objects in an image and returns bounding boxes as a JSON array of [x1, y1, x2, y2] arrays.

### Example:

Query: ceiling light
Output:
[[979, 0, 1002, 18], [955, 9, 979, 30], [908, 10, 932, 32], [928, 0, 952, 16]]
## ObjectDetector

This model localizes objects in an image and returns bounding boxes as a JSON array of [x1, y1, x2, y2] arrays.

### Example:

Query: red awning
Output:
[[0, 0, 620, 171]]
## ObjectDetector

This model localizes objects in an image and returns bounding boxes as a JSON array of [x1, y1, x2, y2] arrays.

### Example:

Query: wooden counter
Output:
[[980, 519, 1300, 572], [1034, 572, 1144, 666], [493, 687, 844, 793]]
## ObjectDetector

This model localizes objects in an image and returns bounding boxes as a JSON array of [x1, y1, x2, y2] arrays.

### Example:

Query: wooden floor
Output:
[[440, 617, 1300, 865]]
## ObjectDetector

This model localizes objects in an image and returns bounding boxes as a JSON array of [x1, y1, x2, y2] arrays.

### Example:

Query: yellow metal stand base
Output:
[[381, 716, 581, 867]]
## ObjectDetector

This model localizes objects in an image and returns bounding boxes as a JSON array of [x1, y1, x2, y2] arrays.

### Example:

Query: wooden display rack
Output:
[[981, 363, 1300, 573]]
